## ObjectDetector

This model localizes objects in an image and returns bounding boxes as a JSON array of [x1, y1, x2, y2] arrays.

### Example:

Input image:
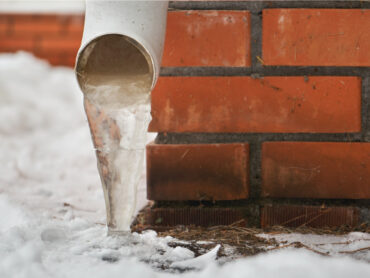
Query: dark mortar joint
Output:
[[154, 199, 370, 209], [155, 133, 364, 144], [169, 1, 370, 10], [363, 77, 370, 141], [160, 67, 370, 77], [248, 141, 262, 199]]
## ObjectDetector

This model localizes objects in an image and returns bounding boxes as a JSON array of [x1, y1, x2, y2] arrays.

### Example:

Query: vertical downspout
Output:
[[75, 0, 168, 234]]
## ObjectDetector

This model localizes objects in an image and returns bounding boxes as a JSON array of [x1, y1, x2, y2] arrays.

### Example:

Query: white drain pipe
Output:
[[75, 0, 168, 234], [76, 0, 168, 90]]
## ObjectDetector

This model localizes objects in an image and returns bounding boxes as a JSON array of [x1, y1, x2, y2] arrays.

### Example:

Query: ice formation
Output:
[[77, 35, 153, 232], [84, 79, 151, 232]]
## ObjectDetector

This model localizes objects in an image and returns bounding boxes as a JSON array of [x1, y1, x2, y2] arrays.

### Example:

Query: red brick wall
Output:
[[148, 1, 370, 228], [0, 10, 250, 67], [2, 1, 369, 228], [0, 14, 84, 66]]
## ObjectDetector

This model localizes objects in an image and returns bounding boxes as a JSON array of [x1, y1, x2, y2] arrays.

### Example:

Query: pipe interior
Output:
[[76, 34, 154, 101]]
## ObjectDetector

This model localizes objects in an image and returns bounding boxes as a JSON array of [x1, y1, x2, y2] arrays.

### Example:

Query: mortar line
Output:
[[155, 133, 363, 144], [362, 76, 370, 141], [169, 1, 370, 10], [250, 5, 263, 72], [155, 199, 370, 208], [249, 141, 262, 200], [160, 66, 370, 76]]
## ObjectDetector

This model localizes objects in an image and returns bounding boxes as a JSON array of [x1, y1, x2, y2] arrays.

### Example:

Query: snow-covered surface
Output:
[[0, 0, 166, 14], [0, 52, 369, 277], [171, 245, 220, 270], [260, 232, 370, 262], [0, 0, 85, 14]]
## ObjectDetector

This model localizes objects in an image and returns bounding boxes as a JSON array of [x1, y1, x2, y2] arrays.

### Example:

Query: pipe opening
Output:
[[76, 34, 154, 107]]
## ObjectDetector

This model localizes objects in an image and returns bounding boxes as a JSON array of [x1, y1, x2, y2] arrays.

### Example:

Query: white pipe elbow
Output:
[[75, 0, 169, 93]]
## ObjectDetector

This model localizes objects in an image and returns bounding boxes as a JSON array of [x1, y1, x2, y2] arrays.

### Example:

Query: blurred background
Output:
[[0, 0, 85, 67]]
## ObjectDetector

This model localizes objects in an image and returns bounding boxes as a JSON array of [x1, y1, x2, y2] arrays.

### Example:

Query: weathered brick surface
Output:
[[149, 76, 361, 133], [262, 142, 370, 199], [39, 37, 81, 52], [162, 10, 250, 67], [0, 21, 9, 35], [145, 207, 247, 227], [34, 50, 77, 67], [0, 14, 83, 67], [0, 37, 35, 52], [0, 11, 250, 67], [147, 143, 249, 201], [263, 9, 370, 66], [139, 204, 361, 229], [261, 205, 359, 228], [11, 16, 63, 35]]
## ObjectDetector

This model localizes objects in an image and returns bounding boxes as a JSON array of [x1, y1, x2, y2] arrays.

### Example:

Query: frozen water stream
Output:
[[83, 79, 151, 232], [76, 35, 153, 232]]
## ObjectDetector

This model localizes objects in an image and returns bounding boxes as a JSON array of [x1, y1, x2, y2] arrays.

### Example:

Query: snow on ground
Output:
[[260, 232, 370, 262], [0, 52, 369, 277], [0, 0, 85, 14]]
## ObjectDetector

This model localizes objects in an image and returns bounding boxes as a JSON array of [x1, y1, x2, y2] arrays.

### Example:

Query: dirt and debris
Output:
[[156, 224, 277, 259], [132, 206, 370, 265], [131, 222, 370, 267]]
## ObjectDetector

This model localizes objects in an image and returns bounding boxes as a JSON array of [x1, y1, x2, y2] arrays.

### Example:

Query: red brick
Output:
[[1, 14, 83, 38], [2, 14, 60, 21], [149, 76, 361, 133], [64, 55, 77, 68], [0, 22, 9, 35], [263, 9, 370, 66], [261, 205, 359, 228], [162, 10, 250, 67], [38, 37, 81, 52], [63, 16, 84, 37], [35, 54, 62, 66], [33, 51, 77, 67], [262, 142, 370, 199], [147, 143, 249, 201], [0, 37, 35, 52], [0, 16, 8, 24], [145, 207, 247, 227], [11, 17, 63, 36]]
